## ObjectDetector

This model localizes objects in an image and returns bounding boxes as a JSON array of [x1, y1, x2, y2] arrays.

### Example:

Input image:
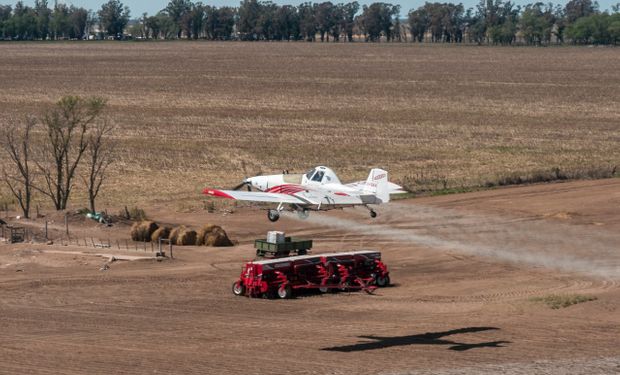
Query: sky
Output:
[[17, 0, 620, 17]]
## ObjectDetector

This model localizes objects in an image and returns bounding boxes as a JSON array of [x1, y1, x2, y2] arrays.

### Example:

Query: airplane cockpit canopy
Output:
[[303, 166, 341, 185]]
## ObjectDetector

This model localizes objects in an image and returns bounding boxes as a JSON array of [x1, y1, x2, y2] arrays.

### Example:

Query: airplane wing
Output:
[[203, 188, 310, 204]]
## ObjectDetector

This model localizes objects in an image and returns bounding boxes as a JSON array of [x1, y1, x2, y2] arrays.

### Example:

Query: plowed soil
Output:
[[2, 179, 619, 374]]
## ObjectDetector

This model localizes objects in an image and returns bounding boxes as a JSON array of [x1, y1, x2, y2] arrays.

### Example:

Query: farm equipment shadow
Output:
[[322, 327, 510, 352]]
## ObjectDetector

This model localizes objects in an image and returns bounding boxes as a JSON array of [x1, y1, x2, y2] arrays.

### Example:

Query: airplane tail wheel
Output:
[[297, 209, 309, 220], [370, 210, 377, 218], [267, 210, 280, 222]]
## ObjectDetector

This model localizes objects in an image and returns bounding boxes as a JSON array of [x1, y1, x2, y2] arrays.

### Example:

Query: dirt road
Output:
[[1, 179, 619, 374]]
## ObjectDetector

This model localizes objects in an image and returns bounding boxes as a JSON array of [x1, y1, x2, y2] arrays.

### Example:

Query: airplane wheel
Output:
[[297, 209, 309, 220], [267, 210, 280, 222], [370, 210, 377, 218]]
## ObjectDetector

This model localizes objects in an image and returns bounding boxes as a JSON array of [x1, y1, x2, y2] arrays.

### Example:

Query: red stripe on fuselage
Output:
[[265, 184, 306, 195]]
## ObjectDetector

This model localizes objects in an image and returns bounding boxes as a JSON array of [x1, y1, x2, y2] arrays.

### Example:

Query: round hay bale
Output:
[[196, 224, 233, 247], [196, 224, 217, 246], [177, 227, 197, 246], [169, 226, 182, 244], [151, 227, 171, 242], [130, 221, 159, 242]]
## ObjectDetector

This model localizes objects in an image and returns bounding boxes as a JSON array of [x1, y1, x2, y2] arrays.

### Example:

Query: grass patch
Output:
[[398, 164, 618, 201], [430, 187, 477, 196], [530, 294, 597, 309], [485, 165, 618, 188]]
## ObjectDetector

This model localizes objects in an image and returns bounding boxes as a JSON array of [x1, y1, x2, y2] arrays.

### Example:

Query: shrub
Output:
[[530, 294, 597, 309]]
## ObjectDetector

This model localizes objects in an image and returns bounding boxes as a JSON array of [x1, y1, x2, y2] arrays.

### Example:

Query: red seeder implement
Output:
[[232, 250, 390, 299]]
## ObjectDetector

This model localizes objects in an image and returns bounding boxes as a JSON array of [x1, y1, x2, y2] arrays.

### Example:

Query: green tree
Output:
[[565, 0, 597, 23], [609, 13, 620, 44], [12, 1, 37, 40], [69, 6, 89, 39], [520, 2, 554, 45], [316, 1, 336, 41], [408, 6, 429, 42], [238, 0, 261, 39], [205, 6, 236, 40], [341, 1, 359, 42], [0, 5, 12, 39], [565, 13, 614, 44], [256, 1, 278, 40], [98, 0, 130, 38], [274, 5, 299, 40], [298, 2, 318, 41], [34, 0, 51, 39], [165, 0, 193, 38], [50, 2, 71, 39], [359, 2, 399, 42], [188, 3, 206, 39]]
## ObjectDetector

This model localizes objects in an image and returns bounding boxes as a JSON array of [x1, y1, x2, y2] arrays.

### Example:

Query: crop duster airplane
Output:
[[203, 166, 406, 222]]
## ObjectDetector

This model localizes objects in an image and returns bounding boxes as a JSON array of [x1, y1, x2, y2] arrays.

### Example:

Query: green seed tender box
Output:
[[254, 237, 313, 258]]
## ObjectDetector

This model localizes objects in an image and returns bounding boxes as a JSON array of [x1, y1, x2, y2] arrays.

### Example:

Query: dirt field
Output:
[[1, 179, 619, 374], [0, 42, 619, 207]]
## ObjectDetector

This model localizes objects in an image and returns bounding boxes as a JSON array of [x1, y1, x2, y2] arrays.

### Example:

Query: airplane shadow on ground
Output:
[[322, 327, 510, 352]]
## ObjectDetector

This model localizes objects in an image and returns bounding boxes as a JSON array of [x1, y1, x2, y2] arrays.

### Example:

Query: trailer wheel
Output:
[[232, 281, 245, 296], [376, 275, 390, 287], [277, 284, 293, 299]]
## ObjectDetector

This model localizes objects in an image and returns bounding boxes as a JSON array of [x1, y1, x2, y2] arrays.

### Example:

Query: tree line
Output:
[[0, 0, 619, 44]]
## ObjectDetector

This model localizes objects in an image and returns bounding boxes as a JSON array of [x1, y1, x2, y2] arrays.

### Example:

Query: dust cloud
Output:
[[290, 204, 620, 279]]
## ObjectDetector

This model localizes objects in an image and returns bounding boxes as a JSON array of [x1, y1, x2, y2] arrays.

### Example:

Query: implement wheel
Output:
[[277, 284, 293, 299], [232, 281, 245, 296], [376, 275, 390, 287]]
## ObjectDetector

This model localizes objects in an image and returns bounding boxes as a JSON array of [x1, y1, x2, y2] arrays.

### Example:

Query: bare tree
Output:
[[35, 96, 106, 210], [0, 118, 37, 219], [83, 119, 115, 213]]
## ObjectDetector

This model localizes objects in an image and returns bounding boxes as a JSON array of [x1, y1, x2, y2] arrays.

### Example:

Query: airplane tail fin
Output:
[[363, 169, 390, 203]]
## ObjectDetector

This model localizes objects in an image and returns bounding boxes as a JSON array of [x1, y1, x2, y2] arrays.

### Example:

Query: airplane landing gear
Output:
[[267, 209, 280, 222]]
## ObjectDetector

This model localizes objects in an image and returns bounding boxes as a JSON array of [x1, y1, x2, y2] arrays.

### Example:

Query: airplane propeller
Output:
[[231, 160, 264, 191], [231, 179, 252, 191]]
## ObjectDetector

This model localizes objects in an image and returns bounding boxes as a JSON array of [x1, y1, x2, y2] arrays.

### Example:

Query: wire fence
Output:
[[1, 220, 173, 258]]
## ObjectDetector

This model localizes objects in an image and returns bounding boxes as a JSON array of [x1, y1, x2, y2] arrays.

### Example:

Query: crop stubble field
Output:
[[0, 42, 619, 207], [1, 42, 620, 375]]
